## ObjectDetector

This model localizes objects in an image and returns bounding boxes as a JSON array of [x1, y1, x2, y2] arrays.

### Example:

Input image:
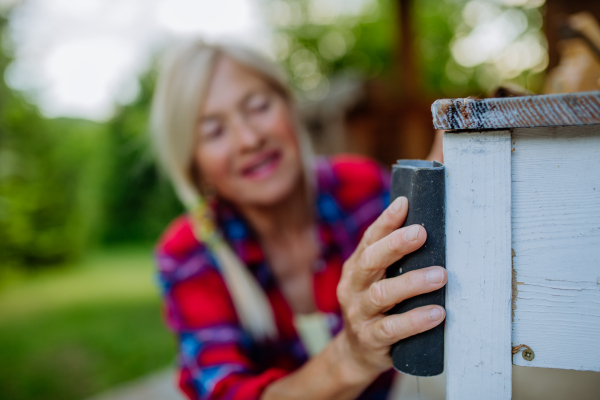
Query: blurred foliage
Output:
[[0, 110, 109, 266], [0, 15, 109, 268], [100, 69, 183, 245], [419, 0, 548, 97], [263, 0, 397, 100], [264, 0, 548, 99], [0, 42, 181, 271], [413, 0, 464, 96]]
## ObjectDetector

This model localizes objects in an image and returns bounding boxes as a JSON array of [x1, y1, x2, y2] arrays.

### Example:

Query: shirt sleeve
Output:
[[329, 155, 391, 240], [329, 154, 390, 212], [156, 250, 289, 400]]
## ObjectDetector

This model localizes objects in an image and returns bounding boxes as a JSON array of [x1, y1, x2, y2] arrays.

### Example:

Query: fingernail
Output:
[[429, 307, 444, 321], [404, 225, 419, 241], [426, 267, 444, 284], [390, 197, 404, 213]]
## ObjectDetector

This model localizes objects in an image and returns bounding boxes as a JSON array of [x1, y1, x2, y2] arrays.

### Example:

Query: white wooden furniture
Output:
[[432, 91, 600, 400]]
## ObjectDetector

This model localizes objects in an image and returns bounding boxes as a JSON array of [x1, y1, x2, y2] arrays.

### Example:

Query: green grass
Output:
[[0, 246, 176, 400]]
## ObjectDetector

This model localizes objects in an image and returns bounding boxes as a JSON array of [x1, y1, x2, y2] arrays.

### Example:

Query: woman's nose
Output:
[[232, 116, 265, 150]]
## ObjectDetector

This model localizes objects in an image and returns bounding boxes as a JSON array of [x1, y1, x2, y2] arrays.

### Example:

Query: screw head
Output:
[[522, 349, 535, 361]]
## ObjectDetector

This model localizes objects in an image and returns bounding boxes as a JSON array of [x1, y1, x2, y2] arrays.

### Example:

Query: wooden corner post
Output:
[[443, 130, 513, 400], [436, 91, 600, 399]]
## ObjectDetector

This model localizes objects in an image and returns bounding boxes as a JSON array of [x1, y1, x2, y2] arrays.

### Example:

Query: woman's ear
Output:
[[190, 161, 217, 199], [201, 183, 217, 199]]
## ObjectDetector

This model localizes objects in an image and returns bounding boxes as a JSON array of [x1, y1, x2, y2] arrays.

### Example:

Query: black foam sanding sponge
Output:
[[386, 160, 445, 377]]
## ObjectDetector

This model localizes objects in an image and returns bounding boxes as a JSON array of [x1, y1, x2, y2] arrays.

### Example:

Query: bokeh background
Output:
[[0, 0, 599, 399]]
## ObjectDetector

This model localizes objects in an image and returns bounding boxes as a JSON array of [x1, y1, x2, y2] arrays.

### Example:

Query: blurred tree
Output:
[[263, 0, 397, 100], [414, 0, 548, 97], [0, 15, 110, 268], [412, 0, 464, 96], [100, 68, 182, 245], [263, 0, 548, 99], [0, 17, 181, 270]]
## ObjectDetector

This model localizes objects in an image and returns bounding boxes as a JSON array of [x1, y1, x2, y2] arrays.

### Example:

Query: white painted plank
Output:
[[444, 131, 513, 400], [511, 125, 600, 372]]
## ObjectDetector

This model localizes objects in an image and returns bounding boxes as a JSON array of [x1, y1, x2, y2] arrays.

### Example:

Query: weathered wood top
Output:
[[432, 91, 600, 131]]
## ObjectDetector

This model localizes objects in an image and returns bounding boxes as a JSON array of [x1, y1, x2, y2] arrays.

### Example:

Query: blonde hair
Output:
[[150, 39, 314, 341]]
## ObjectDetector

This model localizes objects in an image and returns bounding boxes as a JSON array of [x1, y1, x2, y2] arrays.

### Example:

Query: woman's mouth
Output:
[[240, 150, 282, 180]]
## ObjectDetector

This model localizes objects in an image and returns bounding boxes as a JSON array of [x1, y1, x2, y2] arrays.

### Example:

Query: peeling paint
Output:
[[431, 92, 600, 130]]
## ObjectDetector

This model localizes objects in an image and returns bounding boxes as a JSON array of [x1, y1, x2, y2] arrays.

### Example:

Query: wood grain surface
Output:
[[444, 131, 513, 400], [511, 125, 600, 372], [432, 91, 600, 130]]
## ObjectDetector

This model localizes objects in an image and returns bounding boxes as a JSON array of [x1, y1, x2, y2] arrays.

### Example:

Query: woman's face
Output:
[[194, 55, 303, 208]]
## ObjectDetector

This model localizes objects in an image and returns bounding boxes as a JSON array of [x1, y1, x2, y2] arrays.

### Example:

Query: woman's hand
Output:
[[334, 196, 447, 383], [262, 196, 447, 400]]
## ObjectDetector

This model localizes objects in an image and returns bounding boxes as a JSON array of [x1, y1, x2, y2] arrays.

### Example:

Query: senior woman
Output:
[[151, 39, 447, 400]]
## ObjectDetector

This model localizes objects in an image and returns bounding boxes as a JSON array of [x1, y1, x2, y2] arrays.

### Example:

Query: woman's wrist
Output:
[[328, 329, 380, 390], [261, 330, 378, 400]]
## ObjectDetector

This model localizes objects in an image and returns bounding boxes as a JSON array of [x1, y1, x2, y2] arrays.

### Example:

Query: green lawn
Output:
[[0, 246, 176, 400]]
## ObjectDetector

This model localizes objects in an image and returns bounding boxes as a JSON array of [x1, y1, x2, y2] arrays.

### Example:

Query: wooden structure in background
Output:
[[309, 0, 600, 164], [545, 0, 600, 70], [437, 91, 600, 399], [304, 0, 436, 166], [344, 0, 435, 165], [308, 0, 600, 165], [344, 80, 435, 165]]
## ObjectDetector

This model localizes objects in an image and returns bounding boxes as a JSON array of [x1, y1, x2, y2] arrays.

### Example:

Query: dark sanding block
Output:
[[386, 160, 445, 376]]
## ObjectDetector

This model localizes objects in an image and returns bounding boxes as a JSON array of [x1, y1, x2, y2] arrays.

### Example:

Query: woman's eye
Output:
[[247, 95, 271, 113], [200, 122, 224, 140]]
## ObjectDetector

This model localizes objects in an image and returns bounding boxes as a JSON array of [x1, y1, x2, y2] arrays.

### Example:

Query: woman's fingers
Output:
[[352, 224, 427, 288], [370, 305, 446, 346], [360, 197, 408, 250], [360, 266, 447, 317]]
